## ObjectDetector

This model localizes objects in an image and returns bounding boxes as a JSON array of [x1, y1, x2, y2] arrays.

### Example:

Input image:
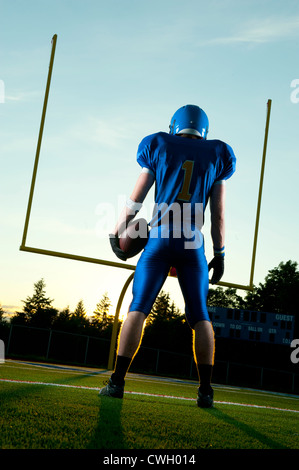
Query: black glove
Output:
[[109, 234, 127, 261], [208, 256, 224, 284]]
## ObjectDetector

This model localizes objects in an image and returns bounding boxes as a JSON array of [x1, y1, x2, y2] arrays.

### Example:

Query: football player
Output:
[[100, 105, 236, 407]]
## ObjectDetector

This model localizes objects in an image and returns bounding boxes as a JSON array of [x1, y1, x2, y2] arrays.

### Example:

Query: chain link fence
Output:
[[3, 323, 299, 394]]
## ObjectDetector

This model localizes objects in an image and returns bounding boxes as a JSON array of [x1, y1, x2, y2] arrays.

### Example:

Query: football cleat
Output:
[[197, 387, 214, 408], [99, 378, 124, 399]]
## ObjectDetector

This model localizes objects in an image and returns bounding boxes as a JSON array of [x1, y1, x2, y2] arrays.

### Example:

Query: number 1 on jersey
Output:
[[178, 160, 194, 202]]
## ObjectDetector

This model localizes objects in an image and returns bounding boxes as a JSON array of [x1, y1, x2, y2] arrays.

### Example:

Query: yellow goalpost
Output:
[[19, 35, 272, 369]]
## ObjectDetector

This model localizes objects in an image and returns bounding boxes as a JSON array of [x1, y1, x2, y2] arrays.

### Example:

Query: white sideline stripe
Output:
[[1, 378, 298, 414], [5, 361, 299, 401], [125, 390, 299, 412]]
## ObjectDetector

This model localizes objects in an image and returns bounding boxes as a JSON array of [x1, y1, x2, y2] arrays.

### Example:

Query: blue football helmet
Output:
[[169, 105, 209, 139]]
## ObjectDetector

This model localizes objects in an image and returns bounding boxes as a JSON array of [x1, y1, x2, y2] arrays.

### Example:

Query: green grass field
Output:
[[0, 360, 298, 450]]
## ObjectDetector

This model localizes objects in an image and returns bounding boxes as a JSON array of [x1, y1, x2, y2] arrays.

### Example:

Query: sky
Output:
[[1, 0, 299, 320]]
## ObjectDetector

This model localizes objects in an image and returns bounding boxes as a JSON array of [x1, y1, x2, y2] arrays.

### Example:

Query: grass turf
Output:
[[0, 360, 298, 450]]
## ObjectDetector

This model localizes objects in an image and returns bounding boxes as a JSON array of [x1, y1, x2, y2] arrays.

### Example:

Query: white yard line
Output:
[[1, 377, 298, 414], [3, 359, 299, 401]]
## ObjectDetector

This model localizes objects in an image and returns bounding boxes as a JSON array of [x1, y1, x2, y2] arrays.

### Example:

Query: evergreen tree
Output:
[[143, 291, 187, 352], [147, 291, 182, 325], [23, 278, 54, 314], [244, 260, 299, 317], [11, 278, 58, 328], [0, 305, 6, 325], [207, 287, 245, 309], [70, 300, 89, 331], [52, 306, 72, 331], [73, 300, 87, 320], [91, 292, 113, 331]]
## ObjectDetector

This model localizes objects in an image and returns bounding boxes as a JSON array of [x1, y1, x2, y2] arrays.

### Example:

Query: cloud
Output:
[[204, 16, 299, 46], [5, 90, 42, 102], [30, 217, 95, 238], [91, 119, 133, 149], [63, 115, 143, 151], [1, 305, 21, 316]]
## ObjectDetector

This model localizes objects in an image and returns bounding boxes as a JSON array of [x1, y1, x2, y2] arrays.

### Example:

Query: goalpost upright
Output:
[[249, 99, 272, 288], [21, 34, 57, 249]]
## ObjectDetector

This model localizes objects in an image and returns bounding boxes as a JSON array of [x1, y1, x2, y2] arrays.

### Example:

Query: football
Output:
[[119, 218, 149, 258]]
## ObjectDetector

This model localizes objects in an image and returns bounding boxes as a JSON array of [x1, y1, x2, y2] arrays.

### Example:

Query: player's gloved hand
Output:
[[109, 234, 127, 261], [208, 247, 225, 284]]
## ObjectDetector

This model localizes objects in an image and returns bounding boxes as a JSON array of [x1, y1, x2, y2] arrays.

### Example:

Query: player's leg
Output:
[[99, 235, 170, 398], [193, 320, 215, 366], [193, 320, 215, 405], [175, 244, 215, 407], [117, 311, 147, 358], [113, 249, 170, 380], [109, 310, 146, 388]]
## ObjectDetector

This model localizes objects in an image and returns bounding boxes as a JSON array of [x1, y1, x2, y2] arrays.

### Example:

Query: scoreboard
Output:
[[207, 306, 295, 346]]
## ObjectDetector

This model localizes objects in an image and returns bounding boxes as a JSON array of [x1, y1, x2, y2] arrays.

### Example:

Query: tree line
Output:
[[207, 260, 299, 318], [1, 281, 117, 340], [1, 260, 298, 349]]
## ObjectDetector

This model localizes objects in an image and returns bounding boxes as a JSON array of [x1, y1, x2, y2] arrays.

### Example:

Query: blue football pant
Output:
[[129, 230, 210, 329]]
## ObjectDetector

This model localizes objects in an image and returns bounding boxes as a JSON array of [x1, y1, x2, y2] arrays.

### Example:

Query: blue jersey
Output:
[[130, 132, 236, 326], [137, 132, 236, 229]]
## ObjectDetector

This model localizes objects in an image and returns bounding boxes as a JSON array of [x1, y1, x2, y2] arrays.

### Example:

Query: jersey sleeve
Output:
[[215, 143, 236, 182], [136, 134, 156, 176]]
